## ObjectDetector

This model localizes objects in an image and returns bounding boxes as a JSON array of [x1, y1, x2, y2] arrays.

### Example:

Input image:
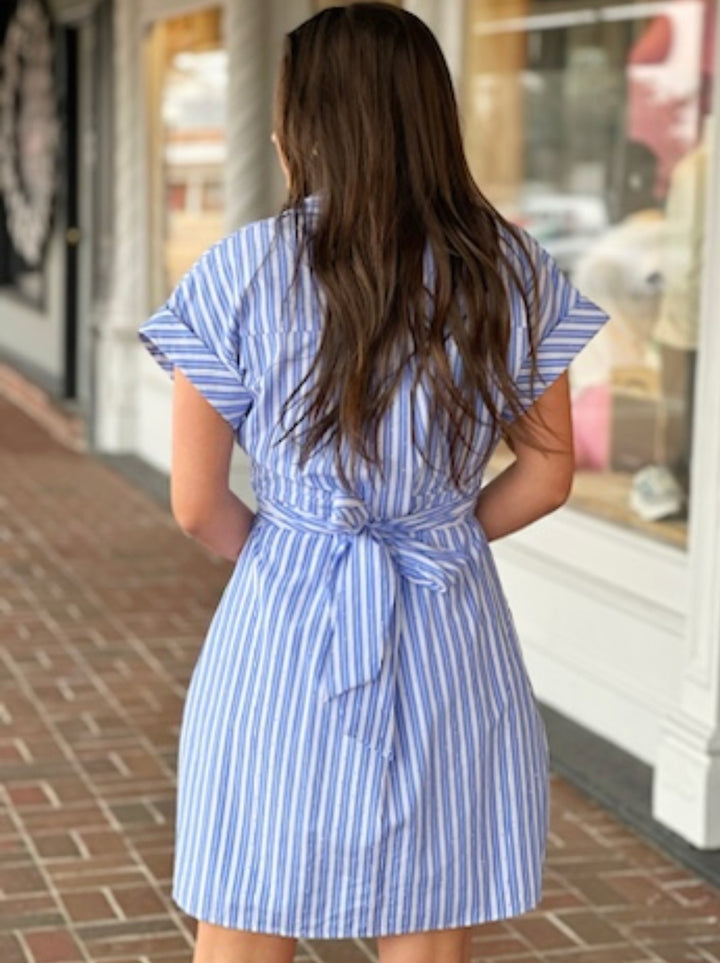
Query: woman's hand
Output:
[[171, 369, 255, 561]]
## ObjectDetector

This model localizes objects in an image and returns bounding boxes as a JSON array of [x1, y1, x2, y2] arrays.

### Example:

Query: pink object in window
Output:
[[572, 382, 611, 471]]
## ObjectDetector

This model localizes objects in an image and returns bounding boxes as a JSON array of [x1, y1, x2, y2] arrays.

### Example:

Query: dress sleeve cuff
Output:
[[139, 306, 253, 432]]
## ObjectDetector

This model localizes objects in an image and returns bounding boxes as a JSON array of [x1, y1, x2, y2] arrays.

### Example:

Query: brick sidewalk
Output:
[[1, 396, 719, 963]]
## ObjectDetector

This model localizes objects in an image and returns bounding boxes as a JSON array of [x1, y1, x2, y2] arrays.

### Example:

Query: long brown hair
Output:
[[274, 2, 541, 487]]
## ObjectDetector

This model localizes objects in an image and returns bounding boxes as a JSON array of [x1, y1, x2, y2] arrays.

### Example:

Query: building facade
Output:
[[1, 0, 719, 848]]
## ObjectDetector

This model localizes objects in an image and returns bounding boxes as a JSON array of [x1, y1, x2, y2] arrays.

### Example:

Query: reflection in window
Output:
[[464, 0, 715, 546], [145, 9, 227, 303]]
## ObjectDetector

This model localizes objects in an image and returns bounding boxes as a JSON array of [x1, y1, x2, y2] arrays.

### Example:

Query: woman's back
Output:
[[138, 3, 610, 957], [141, 192, 601, 516]]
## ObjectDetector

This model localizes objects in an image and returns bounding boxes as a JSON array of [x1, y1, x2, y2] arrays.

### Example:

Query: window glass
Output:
[[145, 8, 226, 304], [465, 0, 715, 547]]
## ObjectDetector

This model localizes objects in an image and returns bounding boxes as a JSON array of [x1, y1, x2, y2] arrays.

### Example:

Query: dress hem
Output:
[[172, 887, 544, 940]]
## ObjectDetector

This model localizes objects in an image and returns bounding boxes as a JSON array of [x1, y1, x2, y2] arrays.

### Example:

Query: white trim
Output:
[[94, 0, 148, 450], [525, 653, 673, 766], [74, 17, 97, 411], [473, 2, 686, 35], [526, 634, 677, 723], [497, 504, 687, 618]]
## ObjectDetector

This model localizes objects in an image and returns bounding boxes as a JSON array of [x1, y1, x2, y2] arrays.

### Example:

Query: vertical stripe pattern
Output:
[[138, 197, 610, 938]]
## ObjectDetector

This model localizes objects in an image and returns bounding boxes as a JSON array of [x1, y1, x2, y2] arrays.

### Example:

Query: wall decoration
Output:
[[0, 0, 59, 301]]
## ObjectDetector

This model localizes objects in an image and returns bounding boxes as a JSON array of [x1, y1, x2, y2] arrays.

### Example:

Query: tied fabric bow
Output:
[[258, 493, 480, 761]]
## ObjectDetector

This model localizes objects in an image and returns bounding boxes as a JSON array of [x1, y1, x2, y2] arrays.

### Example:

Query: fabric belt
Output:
[[257, 491, 480, 762]]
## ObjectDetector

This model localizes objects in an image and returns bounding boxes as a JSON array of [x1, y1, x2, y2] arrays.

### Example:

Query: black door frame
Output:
[[62, 25, 80, 400]]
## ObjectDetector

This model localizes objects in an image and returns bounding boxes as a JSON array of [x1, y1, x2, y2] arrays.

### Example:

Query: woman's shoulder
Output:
[[225, 198, 317, 290], [495, 220, 576, 318], [496, 220, 547, 279], [163, 210, 303, 318], [234, 195, 319, 248]]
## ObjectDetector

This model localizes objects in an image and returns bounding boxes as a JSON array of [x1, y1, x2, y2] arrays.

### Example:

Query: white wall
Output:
[[493, 508, 688, 766], [0, 233, 66, 387], [135, 354, 255, 506]]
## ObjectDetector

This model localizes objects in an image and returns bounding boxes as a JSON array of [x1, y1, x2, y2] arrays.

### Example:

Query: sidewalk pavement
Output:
[[1, 395, 719, 963]]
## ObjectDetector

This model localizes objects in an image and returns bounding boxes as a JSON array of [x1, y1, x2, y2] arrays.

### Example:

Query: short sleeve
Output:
[[506, 230, 611, 419], [138, 235, 253, 432]]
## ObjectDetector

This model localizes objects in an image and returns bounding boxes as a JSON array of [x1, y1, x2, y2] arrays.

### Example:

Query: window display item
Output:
[[630, 464, 685, 522], [571, 382, 611, 471], [0, 0, 58, 266], [654, 117, 711, 352], [610, 365, 661, 473]]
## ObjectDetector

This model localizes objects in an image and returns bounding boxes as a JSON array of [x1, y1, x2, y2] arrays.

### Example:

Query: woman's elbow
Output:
[[171, 494, 213, 538], [546, 465, 575, 510], [173, 510, 205, 539]]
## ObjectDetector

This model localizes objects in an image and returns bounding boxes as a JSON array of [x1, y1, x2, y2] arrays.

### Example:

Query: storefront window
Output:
[[464, 0, 715, 547], [145, 8, 226, 305]]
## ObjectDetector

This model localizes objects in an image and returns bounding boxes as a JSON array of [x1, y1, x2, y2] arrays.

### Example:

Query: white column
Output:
[[94, 0, 282, 454], [223, 0, 275, 231], [224, 0, 300, 503], [92, 0, 146, 451], [405, 0, 465, 92], [653, 13, 720, 848], [266, 0, 310, 209]]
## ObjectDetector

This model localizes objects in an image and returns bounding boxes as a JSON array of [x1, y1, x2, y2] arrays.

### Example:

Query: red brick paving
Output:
[[1, 395, 720, 963]]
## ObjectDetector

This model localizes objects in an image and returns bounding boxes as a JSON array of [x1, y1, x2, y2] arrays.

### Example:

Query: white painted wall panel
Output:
[[493, 509, 688, 766], [0, 234, 65, 386], [135, 357, 172, 473], [136, 354, 256, 507]]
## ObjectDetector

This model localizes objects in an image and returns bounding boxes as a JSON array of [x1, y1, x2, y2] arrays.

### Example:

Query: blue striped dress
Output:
[[139, 196, 609, 939]]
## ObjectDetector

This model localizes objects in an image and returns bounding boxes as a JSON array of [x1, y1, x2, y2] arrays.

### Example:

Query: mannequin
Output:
[[654, 115, 711, 490]]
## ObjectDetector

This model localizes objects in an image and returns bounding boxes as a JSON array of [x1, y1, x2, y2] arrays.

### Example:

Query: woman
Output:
[[139, 5, 609, 962]]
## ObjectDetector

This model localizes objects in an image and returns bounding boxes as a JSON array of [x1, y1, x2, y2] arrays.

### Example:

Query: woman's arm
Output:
[[475, 372, 575, 542], [171, 369, 255, 561]]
